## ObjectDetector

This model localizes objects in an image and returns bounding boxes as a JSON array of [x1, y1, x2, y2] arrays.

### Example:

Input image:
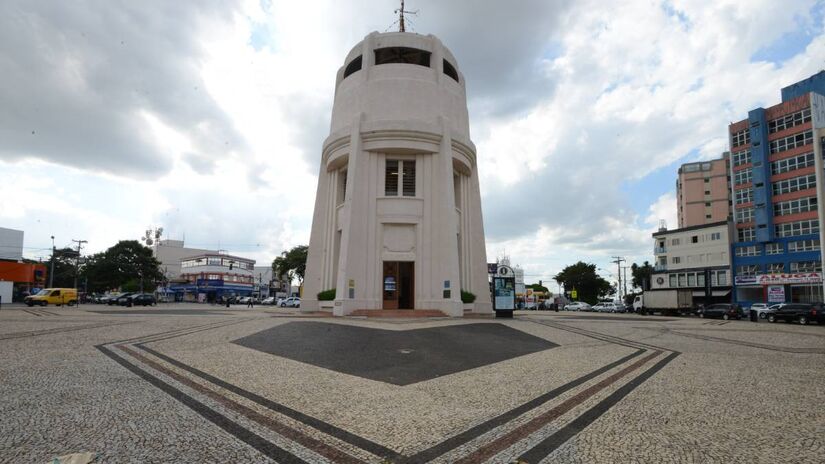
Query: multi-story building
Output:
[[677, 153, 732, 228], [170, 253, 256, 302], [152, 239, 214, 280], [0, 227, 47, 302], [651, 221, 733, 305], [729, 71, 825, 305]]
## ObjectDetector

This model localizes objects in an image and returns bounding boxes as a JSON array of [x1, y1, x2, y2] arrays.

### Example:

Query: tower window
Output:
[[343, 55, 362, 79], [443, 59, 459, 82], [374, 47, 431, 67], [385, 160, 416, 197]]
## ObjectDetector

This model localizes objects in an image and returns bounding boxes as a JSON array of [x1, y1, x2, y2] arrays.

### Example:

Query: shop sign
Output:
[[767, 285, 785, 303], [736, 273, 823, 285]]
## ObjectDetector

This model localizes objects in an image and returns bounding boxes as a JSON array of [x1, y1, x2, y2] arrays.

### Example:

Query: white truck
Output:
[[633, 290, 693, 316]]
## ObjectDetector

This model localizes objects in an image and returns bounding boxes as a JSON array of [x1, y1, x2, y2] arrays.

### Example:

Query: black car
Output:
[[130, 294, 156, 307], [698, 303, 742, 320], [115, 293, 136, 306], [768, 303, 825, 325], [105, 293, 125, 305]]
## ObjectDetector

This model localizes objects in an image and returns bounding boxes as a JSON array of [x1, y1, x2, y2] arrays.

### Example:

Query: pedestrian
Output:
[[247, 296, 254, 308]]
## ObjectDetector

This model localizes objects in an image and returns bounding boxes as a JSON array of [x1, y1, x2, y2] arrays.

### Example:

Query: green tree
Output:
[[553, 261, 614, 304], [526, 283, 549, 293], [630, 261, 654, 291], [82, 240, 163, 292], [47, 247, 80, 288], [272, 245, 309, 289]]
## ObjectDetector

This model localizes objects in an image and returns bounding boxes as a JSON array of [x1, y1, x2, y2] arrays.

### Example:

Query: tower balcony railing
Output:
[[654, 263, 667, 271], [654, 246, 666, 254]]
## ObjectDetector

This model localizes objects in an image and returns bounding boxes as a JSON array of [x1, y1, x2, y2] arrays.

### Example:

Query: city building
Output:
[[677, 153, 732, 228], [152, 239, 214, 281], [729, 71, 825, 305], [302, 31, 492, 316], [0, 227, 47, 301], [651, 221, 733, 305], [168, 253, 256, 302]]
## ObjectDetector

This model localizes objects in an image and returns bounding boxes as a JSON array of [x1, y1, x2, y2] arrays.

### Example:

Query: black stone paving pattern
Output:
[[233, 322, 558, 385]]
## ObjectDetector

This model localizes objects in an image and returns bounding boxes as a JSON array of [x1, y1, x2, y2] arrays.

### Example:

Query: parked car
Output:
[[24, 288, 78, 307], [751, 303, 783, 319], [115, 293, 136, 306], [768, 303, 825, 325], [564, 302, 591, 311], [261, 296, 276, 305], [280, 297, 301, 307], [130, 294, 157, 306], [106, 293, 127, 305], [236, 296, 252, 305], [697, 303, 742, 320]]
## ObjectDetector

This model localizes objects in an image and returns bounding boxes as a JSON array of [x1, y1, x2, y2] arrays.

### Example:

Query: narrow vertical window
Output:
[[402, 160, 416, 197], [337, 169, 347, 206], [385, 160, 399, 196]]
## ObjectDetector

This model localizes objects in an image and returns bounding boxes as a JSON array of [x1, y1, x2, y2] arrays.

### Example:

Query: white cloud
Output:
[[1, 0, 823, 277]]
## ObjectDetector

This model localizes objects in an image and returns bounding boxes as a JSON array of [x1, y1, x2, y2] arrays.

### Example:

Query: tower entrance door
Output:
[[383, 261, 414, 309]]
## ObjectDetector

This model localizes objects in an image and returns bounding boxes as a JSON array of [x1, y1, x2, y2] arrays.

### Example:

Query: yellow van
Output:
[[25, 288, 78, 307]]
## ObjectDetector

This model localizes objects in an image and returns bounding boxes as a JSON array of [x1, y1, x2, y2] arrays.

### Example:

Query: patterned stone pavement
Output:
[[0, 304, 823, 463]]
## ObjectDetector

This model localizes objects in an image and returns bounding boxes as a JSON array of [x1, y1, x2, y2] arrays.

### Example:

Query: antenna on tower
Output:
[[658, 219, 667, 232], [394, 0, 418, 32]]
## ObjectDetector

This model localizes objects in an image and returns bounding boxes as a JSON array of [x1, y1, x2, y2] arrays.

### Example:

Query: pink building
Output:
[[677, 153, 732, 228]]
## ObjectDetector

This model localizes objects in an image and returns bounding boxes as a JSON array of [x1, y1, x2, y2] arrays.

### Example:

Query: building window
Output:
[[774, 196, 817, 216], [443, 59, 459, 82], [767, 108, 811, 134], [697, 272, 705, 287], [669, 274, 677, 287], [769, 130, 813, 154], [734, 188, 753, 205], [704, 190, 711, 195], [705, 214, 712, 219], [678, 274, 686, 286], [732, 150, 751, 166], [671, 238, 680, 246], [734, 168, 752, 185], [691, 235, 698, 243], [788, 239, 821, 252], [672, 257, 681, 264], [775, 219, 819, 238], [738, 227, 755, 242], [687, 273, 696, 286], [767, 263, 784, 273], [716, 271, 727, 286], [790, 261, 822, 272], [374, 47, 431, 67], [765, 243, 784, 255], [710, 232, 721, 240], [736, 265, 759, 276], [337, 169, 348, 206], [386, 160, 416, 197], [735, 246, 759, 257], [771, 152, 815, 175], [731, 129, 750, 148], [705, 202, 711, 206], [735, 207, 754, 224], [343, 55, 362, 79], [207, 257, 221, 265], [772, 174, 816, 196]]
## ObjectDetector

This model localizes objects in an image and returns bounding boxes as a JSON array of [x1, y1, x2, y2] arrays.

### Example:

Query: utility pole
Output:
[[71, 239, 87, 290], [621, 265, 629, 300], [49, 235, 55, 288], [394, 0, 417, 32], [611, 256, 626, 302]]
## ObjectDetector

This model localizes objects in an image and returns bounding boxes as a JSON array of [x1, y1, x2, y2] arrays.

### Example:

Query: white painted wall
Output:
[[303, 32, 491, 316], [0, 227, 24, 261]]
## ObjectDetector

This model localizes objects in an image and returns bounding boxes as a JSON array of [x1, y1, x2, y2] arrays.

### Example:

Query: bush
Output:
[[461, 290, 476, 304], [317, 289, 336, 301]]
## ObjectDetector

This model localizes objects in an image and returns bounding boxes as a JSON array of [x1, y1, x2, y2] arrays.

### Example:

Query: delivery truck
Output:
[[633, 289, 693, 316]]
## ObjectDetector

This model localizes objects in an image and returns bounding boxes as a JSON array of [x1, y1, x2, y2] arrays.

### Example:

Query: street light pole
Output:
[[49, 235, 55, 288]]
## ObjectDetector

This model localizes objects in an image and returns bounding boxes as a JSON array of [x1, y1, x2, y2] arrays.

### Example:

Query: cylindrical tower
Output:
[[302, 31, 491, 316]]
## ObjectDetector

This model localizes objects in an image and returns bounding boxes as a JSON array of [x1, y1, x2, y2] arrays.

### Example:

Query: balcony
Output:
[[654, 263, 667, 271], [654, 246, 666, 254]]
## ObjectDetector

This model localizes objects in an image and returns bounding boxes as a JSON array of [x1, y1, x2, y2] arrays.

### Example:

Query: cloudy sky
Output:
[[2, 0, 824, 287]]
